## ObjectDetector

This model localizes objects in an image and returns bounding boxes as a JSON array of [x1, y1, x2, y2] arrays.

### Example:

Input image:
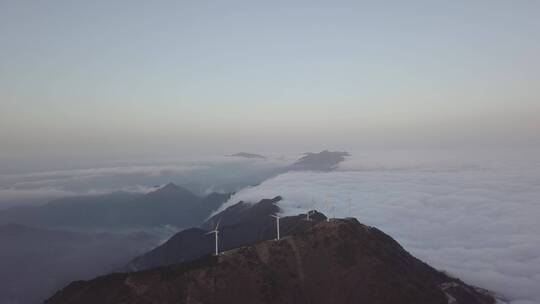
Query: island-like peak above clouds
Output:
[[229, 152, 267, 159], [145, 183, 198, 200], [227, 150, 351, 171], [288, 150, 350, 171]]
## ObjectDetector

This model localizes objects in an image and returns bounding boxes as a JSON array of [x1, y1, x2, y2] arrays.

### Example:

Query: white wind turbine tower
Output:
[[324, 197, 330, 222], [270, 214, 281, 240], [206, 219, 220, 255], [270, 202, 282, 240], [325, 196, 335, 221], [348, 195, 352, 218]]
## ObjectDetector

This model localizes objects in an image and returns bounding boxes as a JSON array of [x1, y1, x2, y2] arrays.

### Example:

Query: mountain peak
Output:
[[146, 183, 194, 198], [229, 152, 266, 159], [161, 182, 180, 190], [289, 150, 350, 171]]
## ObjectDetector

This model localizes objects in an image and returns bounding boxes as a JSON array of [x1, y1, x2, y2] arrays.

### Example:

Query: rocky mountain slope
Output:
[[47, 219, 495, 304]]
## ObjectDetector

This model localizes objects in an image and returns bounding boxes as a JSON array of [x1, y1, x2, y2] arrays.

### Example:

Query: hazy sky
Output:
[[1, 1, 539, 165]]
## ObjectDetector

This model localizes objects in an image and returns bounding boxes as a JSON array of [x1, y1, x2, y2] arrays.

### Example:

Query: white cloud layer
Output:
[[0, 156, 289, 208], [220, 161, 540, 304]]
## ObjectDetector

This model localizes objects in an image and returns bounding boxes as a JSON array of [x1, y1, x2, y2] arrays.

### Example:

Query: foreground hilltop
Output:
[[47, 218, 495, 304]]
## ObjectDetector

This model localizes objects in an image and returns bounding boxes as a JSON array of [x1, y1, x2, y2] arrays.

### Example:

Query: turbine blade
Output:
[[215, 218, 221, 230]]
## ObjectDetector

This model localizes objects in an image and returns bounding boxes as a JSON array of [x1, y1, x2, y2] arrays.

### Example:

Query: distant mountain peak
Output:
[[161, 182, 182, 191], [229, 152, 266, 159], [289, 150, 350, 171], [149, 183, 192, 195]]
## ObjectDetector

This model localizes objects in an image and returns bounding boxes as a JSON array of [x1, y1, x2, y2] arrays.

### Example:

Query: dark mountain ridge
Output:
[[46, 218, 495, 304], [125, 196, 327, 271]]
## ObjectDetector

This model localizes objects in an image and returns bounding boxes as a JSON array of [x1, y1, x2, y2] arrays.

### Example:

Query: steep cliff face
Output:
[[47, 219, 495, 304]]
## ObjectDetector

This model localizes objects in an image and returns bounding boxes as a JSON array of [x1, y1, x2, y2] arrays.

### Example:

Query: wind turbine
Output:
[[324, 197, 330, 222], [206, 219, 220, 255], [270, 214, 281, 240], [269, 201, 282, 240], [325, 196, 335, 221], [331, 200, 335, 220], [348, 195, 352, 218]]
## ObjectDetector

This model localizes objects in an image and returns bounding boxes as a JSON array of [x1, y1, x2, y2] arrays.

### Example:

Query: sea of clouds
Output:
[[220, 156, 540, 304], [0, 155, 289, 209]]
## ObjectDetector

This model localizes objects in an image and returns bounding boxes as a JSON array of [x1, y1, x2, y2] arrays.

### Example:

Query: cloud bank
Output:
[[0, 156, 288, 209], [220, 162, 540, 304]]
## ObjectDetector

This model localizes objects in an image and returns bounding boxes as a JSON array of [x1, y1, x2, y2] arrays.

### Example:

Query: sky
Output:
[[1, 0, 540, 171], [1, 3, 539, 301]]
